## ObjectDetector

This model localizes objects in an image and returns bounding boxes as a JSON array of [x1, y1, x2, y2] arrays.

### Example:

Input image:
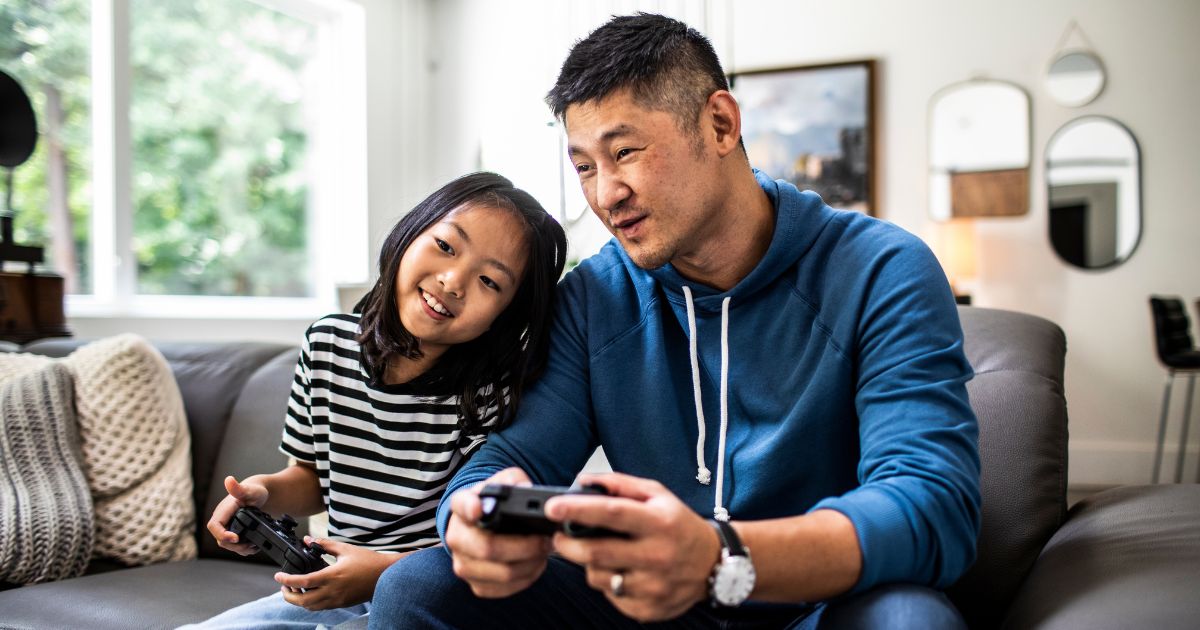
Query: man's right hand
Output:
[[444, 467, 554, 598], [207, 475, 269, 555]]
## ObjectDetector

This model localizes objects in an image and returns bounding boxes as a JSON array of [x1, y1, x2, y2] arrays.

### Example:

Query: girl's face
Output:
[[395, 203, 530, 359]]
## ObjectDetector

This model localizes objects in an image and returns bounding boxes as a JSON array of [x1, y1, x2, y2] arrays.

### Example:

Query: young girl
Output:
[[187, 172, 567, 628]]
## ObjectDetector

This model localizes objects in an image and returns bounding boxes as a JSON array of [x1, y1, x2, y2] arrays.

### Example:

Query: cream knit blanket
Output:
[[0, 334, 196, 565]]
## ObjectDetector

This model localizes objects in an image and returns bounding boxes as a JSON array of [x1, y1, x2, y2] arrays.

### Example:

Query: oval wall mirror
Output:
[[1046, 116, 1141, 270], [929, 80, 1030, 220], [1046, 51, 1105, 107]]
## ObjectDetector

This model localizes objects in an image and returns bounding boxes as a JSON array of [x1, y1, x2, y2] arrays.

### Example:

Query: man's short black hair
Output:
[[546, 13, 729, 135]]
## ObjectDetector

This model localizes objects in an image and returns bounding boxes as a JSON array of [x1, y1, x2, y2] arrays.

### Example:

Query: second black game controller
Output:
[[227, 506, 328, 574], [477, 483, 627, 538]]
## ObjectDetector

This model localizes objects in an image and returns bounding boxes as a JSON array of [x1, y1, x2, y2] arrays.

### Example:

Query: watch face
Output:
[[713, 555, 756, 606]]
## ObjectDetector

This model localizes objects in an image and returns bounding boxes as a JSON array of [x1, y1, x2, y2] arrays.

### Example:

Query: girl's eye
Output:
[[435, 238, 453, 254], [480, 276, 500, 291], [574, 163, 591, 174]]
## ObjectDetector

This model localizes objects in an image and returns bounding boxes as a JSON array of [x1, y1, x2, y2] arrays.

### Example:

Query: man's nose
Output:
[[595, 168, 631, 213]]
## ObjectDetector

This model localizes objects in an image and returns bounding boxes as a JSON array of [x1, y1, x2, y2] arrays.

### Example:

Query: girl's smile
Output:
[[420, 289, 454, 318]]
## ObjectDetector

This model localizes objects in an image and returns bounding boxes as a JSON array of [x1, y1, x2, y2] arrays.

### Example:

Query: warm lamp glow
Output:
[[931, 219, 978, 294]]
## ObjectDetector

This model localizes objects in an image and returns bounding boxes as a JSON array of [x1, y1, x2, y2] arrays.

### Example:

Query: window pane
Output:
[[130, 0, 316, 297], [1, 0, 93, 294]]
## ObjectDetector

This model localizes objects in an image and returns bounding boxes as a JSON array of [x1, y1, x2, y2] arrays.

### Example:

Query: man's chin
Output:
[[624, 246, 672, 271]]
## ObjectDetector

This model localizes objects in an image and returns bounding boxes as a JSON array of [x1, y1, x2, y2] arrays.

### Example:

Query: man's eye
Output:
[[616, 148, 632, 159], [480, 276, 500, 291], [574, 163, 591, 174], [435, 238, 453, 254]]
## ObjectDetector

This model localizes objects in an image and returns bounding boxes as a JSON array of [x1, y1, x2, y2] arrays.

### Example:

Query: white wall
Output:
[[421, 0, 1200, 486]]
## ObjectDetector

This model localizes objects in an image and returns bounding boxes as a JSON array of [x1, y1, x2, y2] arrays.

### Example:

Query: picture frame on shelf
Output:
[[731, 60, 877, 215]]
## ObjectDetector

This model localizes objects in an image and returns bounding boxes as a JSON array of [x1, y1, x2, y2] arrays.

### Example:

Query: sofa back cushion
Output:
[[200, 347, 306, 560], [947, 307, 1069, 629]]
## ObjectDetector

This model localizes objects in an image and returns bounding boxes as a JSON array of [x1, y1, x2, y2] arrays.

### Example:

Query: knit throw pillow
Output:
[[0, 334, 197, 566], [0, 363, 94, 584]]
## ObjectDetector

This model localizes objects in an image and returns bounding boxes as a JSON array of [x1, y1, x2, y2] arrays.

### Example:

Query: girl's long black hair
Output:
[[354, 172, 568, 435]]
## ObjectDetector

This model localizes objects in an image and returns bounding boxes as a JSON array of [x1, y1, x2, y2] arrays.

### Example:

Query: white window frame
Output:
[[69, 0, 368, 321]]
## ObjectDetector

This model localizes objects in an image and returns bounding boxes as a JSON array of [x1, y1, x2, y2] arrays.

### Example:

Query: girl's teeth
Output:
[[423, 292, 450, 316]]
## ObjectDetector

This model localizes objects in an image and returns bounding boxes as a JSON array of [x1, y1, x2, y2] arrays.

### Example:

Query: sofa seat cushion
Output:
[[0, 559, 279, 629], [1003, 484, 1200, 629]]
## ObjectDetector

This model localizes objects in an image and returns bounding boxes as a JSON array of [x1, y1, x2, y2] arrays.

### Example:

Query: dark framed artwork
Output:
[[731, 60, 877, 215]]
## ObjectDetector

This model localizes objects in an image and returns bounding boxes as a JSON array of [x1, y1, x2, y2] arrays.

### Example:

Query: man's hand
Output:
[[275, 537, 403, 610], [546, 473, 722, 622], [207, 475, 269, 555], [444, 467, 555, 598]]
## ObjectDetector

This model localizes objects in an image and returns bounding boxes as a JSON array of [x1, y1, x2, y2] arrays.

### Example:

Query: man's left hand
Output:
[[546, 473, 722, 622], [275, 537, 405, 611]]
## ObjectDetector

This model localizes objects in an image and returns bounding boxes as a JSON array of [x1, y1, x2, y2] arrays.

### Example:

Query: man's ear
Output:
[[706, 90, 742, 158]]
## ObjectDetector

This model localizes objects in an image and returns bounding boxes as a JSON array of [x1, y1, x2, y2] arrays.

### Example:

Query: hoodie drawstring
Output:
[[682, 286, 732, 522]]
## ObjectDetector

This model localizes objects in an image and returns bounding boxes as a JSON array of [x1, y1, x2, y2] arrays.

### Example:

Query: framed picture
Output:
[[731, 60, 877, 215]]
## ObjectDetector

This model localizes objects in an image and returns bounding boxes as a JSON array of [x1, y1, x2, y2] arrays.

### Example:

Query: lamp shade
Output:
[[931, 218, 978, 287], [0, 70, 38, 169]]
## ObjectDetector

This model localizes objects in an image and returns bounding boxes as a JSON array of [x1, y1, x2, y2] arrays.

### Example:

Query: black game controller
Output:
[[477, 483, 627, 538], [227, 506, 328, 574]]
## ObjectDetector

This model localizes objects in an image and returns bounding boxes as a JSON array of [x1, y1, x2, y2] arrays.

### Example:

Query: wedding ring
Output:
[[610, 571, 626, 597]]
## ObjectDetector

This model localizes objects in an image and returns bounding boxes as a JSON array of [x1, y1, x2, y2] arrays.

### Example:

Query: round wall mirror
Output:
[[928, 80, 1030, 220], [1046, 51, 1105, 107], [1046, 116, 1141, 269]]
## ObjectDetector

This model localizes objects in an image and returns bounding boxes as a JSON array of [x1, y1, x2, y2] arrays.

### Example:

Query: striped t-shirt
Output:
[[280, 313, 489, 552]]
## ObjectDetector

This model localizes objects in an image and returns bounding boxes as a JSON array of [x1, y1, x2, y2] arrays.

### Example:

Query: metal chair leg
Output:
[[1176, 374, 1197, 483], [1153, 371, 1174, 483]]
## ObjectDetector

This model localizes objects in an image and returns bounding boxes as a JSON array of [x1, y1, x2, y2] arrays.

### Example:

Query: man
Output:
[[370, 13, 979, 629]]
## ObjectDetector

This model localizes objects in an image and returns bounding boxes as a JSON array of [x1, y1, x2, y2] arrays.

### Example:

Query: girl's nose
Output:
[[437, 269, 464, 298]]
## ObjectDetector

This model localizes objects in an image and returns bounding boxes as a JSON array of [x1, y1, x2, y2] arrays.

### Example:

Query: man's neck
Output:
[[671, 172, 775, 292]]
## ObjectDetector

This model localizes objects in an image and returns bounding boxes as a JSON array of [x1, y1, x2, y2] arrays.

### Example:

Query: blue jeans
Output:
[[178, 591, 370, 630], [369, 547, 965, 629]]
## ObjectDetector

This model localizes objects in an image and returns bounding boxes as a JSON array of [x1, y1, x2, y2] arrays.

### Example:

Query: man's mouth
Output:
[[611, 215, 646, 231], [420, 289, 454, 317]]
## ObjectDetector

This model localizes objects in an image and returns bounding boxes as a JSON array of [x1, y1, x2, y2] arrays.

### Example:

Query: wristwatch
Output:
[[708, 519, 756, 606]]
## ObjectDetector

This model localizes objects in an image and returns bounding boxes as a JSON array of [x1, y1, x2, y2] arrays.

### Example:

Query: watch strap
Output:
[[710, 519, 747, 557]]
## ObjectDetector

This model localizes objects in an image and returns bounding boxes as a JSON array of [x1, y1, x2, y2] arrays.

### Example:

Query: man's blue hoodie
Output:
[[438, 172, 981, 593]]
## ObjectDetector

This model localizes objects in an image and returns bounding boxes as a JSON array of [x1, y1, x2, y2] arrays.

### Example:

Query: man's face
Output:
[[565, 90, 722, 270]]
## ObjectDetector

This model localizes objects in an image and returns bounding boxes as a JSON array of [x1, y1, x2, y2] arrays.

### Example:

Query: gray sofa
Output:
[[0, 306, 1196, 629]]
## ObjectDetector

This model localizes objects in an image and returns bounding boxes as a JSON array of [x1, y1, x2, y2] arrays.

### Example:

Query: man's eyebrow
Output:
[[567, 123, 637, 156], [446, 221, 518, 284]]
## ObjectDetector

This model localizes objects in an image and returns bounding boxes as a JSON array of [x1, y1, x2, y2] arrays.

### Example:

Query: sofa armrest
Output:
[[1002, 484, 1200, 629]]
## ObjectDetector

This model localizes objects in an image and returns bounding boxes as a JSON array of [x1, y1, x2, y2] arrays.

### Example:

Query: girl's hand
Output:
[[275, 538, 406, 611], [207, 476, 270, 555]]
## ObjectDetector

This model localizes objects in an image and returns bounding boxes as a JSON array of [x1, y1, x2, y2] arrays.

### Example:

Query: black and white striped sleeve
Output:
[[280, 329, 316, 462]]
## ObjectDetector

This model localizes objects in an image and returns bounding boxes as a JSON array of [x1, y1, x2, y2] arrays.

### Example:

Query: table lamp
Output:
[[932, 218, 977, 304]]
